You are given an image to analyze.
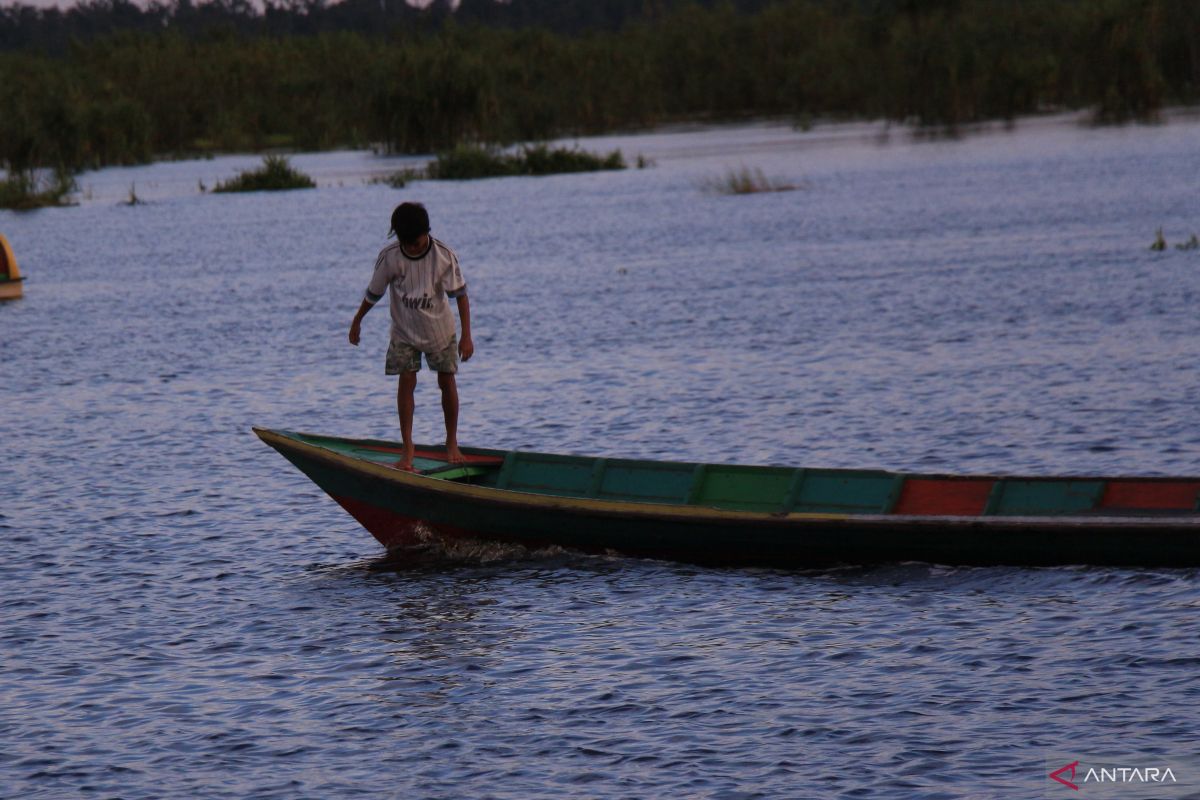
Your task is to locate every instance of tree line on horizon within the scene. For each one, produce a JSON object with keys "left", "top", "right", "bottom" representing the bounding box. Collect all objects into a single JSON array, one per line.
[
  {"left": 1, "top": 0, "right": 777, "bottom": 52},
  {"left": 1, "top": 0, "right": 1197, "bottom": 181}
]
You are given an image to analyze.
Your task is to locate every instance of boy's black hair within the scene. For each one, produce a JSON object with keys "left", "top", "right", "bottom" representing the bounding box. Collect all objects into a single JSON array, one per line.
[{"left": 391, "top": 202, "right": 430, "bottom": 243}]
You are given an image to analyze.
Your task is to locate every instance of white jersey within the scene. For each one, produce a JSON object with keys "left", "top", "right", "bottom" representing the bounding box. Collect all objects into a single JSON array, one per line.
[{"left": 364, "top": 237, "right": 466, "bottom": 352}]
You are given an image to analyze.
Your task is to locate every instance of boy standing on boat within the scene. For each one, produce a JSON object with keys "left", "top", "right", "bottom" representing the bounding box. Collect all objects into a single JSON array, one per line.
[{"left": 348, "top": 202, "right": 473, "bottom": 471}]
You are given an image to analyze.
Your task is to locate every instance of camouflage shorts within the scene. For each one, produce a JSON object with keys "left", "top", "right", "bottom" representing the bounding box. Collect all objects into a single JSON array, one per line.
[{"left": 385, "top": 335, "right": 458, "bottom": 374}]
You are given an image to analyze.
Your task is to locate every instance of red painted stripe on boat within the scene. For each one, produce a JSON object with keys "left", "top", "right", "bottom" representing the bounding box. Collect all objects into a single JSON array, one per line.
[
  {"left": 892, "top": 478, "right": 994, "bottom": 516},
  {"left": 329, "top": 493, "right": 422, "bottom": 548},
  {"left": 331, "top": 493, "right": 482, "bottom": 550},
  {"left": 1099, "top": 481, "right": 1200, "bottom": 511}
]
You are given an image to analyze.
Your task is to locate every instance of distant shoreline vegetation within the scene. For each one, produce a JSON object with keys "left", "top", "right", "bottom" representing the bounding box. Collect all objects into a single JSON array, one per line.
[
  {"left": 0, "top": 169, "right": 75, "bottom": 210},
  {"left": 2, "top": 0, "right": 1197, "bottom": 183}
]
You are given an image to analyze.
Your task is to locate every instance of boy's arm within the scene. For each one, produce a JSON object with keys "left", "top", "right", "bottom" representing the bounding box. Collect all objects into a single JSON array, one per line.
[
  {"left": 353, "top": 253, "right": 390, "bottom": 345},
  {"left": 348, "top": 298, "right": 374, "bottom": 346},
  {"left": 456, "top": 294, "right": 473, "bottom": 362}
]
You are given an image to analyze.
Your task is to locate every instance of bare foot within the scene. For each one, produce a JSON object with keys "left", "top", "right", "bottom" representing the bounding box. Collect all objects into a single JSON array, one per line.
[
  {"left": 445, "top": 444, "right": 466, "bottom": 464},
  {"left": 396, "top": 443, "right": 416, "bottom": 472}
]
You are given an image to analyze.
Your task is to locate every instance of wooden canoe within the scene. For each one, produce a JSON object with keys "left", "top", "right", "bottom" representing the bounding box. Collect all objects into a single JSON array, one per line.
[{"left": 254, "top": 428, "right": 1200, "bottom": 567}]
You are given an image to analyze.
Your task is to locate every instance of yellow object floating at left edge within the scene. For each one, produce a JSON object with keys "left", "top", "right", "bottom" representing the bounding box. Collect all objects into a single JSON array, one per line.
[{"left": 0, "top": 233, "right": 24, "bottom": 300}]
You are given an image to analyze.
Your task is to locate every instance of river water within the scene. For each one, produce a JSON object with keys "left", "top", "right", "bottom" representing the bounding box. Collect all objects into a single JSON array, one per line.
[{"left": 3, "top": 114, "right": 1200, "bottom": 798}]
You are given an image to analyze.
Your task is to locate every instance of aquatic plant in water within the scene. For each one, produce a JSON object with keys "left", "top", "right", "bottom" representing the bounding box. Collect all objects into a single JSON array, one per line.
[
  {"left": 1150, "top": 229, "right": 1199, "bottom": 252},
  {"left": 369, "top": 168, "right": 426, "bottom": 189},
  {"left": 213, "top": 156, "right": 316, "bottom": 193},
  {"left": 520, "top": 144, "right": 624, "bottom": 175},
  {"left": 700, "top": 166, "right": 795, "bottom": 196},
  {"left": 428, "top": 144, "right": 624, "bottom": 180}
]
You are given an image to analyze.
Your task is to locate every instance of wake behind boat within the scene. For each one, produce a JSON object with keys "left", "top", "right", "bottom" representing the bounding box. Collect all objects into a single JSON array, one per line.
[{"left": 255, "top": 428, "right": 1200, "bottom": 567}]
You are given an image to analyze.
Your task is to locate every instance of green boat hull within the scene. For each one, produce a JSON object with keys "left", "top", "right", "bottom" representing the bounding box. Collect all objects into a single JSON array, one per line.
[{"left": 255, "top": 428, "right": 1200, "bottom": 567}]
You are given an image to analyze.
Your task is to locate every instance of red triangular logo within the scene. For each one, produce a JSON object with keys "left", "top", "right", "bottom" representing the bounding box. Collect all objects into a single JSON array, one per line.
[{"left": 1050, "top": 760, "right": 1080, "bottom": 790}]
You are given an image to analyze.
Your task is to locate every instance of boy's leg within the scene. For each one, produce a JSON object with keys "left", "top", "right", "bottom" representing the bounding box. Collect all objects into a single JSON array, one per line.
[
  {"left": 437, "top": 371, "right": 464, "bottom": 463},
  {"left": 396, "top": 371, "right": 418, "bottom": 470},
  {"left": 386, "top": 339, "right": 422, "bottom": 470}
]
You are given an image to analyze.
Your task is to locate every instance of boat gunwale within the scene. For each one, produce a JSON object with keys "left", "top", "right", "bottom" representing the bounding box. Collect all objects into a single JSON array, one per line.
[{"left": 253, "top": 428, "right": 1200, "bottom": 529}]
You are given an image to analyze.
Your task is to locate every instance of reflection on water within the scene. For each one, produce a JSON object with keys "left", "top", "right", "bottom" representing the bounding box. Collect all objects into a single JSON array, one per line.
[{"left": 2, "top": 115, "right": 1200, "bottom": 798}]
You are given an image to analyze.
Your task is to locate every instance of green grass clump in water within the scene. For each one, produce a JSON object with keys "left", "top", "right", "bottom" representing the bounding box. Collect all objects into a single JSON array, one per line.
[
  {"left": 520, "top": 144, "right": 624, "bottom": 175},
  {"left": 429, "top": 145, "right": 516, "bottom": 180},
  {"left": 700, "top": 166, "right": 795, "bottom": 196},
  {"left": 428, "top": 144, "right": 625, "bottom": 180},
  {"left": 1149, "top": 228, "right": 1199, "bottom": 252},
  {"left": 213, "top": 155, "right": 316, "bottom": 192},
  {"left": 369, "top": 168, "right": 425, "bottom": 188},
  {"left": 0, "top": 169, "right": 76, "bottom": 210}
]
